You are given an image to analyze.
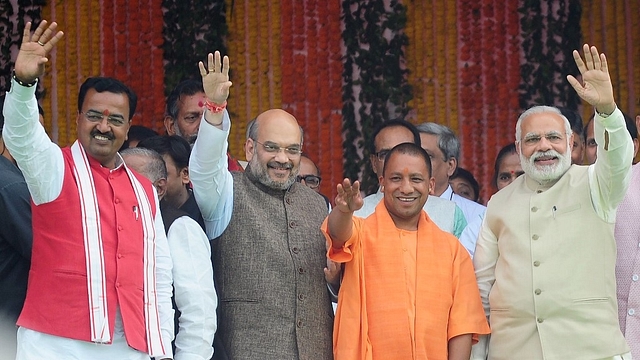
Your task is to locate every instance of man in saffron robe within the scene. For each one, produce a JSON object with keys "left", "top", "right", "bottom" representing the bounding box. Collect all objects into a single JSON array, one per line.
[{"left": 323, "top": 142, "right": 489, "bottom": 360}]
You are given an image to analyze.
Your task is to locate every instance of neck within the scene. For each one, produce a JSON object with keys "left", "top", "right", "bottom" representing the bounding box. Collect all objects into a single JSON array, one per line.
[
  {"left": 388, "top": 213, "right": 419, "bottom": 231},
  {"left": 170, "top": 188, "right": 191, "bottom": 209},
  {"left": 433, "top": 183, "right": 447, "bottom": 197}
]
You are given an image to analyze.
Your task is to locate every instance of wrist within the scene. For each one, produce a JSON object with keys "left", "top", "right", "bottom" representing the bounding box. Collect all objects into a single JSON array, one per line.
[
  {"left": 204, "top": 99, "right": 227, "bottom": 114},
  {"left": 595, "top": 103, "right": 616, "bottom": 118},
  {"left": 12, "top": 70, "right": 37, "bottom": 88}
]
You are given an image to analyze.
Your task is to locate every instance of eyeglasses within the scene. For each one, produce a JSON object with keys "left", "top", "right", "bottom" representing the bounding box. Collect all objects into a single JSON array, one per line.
[
  {"left": 81, "top": 110, "right": 127, "bottom": 127},
  {"left": 374, "top": 149, "right": 390, "bottom": 161},
  {"left": 253, "top": 140, "right": 302, "bottom": 156},
  {"left": 296, "top": 174, "right": 321, "bottom": 189}
]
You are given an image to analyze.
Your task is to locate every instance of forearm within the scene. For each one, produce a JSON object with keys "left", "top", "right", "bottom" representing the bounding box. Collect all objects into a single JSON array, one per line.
[
  {"left": 591, "top": 108, "right": 634, "bottom": 220},
  {"left": 189, "top": 110, "right": 233, "bottom": 238},
  {"left": 327, "top": 209, "right": 354, "bottom": 248},
  {"left": 3, "top": 78, "right": 64, "bottom": 204},
  {"left": 448, "top": 334, "right": 472, "bottom": 360}
]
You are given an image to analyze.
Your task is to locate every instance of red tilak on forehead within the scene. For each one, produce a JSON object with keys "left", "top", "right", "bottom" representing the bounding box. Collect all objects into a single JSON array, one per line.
[
  {"left": 102, "top": 109, "right": 110, "bottom": 116},
  {"left": 197, "top": 96, "right": 206, "bottom": 108}
]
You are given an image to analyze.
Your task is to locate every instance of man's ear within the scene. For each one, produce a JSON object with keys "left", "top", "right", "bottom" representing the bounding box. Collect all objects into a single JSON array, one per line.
[
  {"left": 446, "top": 157, "right": 457, "bottom": 177},
  {"left": 245, "top": 138, "right": 255, "bottom": 162},
  {"left": 370, "top": 154, "right": 379, "bottom": 175},
  {"left": 429, "top": 176, "right": 436, "bottom": 195},
  {"left": 180, "top": 167, "right": 190, "bottom": 185},
  {"left": 164, "top": 116, "right": 176, "bottom": 136},
  {"left": 633, "top": 138, "right": 639, "bottom": 158},
  {"left": 378, "top": 175, "right": 384, "bottom": 192},
  {"left": 154, "top": 178, "right": 168, "bottom": 199},
  {"left": 515, "top": 141, "right": 521, "bottom": 155}
]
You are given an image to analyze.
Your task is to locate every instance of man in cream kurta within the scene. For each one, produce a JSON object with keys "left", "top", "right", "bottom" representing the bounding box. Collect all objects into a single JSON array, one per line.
[{"left": 473, "top": 44, "right": 633, "bottom": 360}]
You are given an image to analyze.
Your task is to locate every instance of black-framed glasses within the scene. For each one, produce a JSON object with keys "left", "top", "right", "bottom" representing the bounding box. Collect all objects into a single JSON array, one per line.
[
  {"left": 253, "top": 139, "right": 302, "bottom": 156},
  {"left": 80, "top": 110, "right": 127, "bottom": 127},
  {"left": 296, "top": 174, "right": 321, "bottom": 189},
  {"left": 374, "top": 149, "right": 390, "bottom": 161}
]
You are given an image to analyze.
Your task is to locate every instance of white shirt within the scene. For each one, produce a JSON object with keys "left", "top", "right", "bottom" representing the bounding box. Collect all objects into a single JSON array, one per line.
[
  {"left": 440, "top": 185, "right": 485, "bottom": 257},
  {"left": 167, "top": 216, "right": 217, "bottom": 360},
  {"left": 188, "top": 113, "right": 234, "bottom": 239},
  {"left": 3, "top": 79, "right": 174, "bottom": 359}
]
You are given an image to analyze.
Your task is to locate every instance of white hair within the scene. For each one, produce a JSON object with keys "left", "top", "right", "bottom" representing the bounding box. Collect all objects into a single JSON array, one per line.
[{"left": 515, "top": 106, "right": 572, "bottom": 142}]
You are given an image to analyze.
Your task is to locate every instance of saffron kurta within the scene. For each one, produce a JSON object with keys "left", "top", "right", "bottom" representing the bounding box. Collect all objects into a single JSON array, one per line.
[{"left": 324, "top": 202, "right": 489, "bottom": 360}]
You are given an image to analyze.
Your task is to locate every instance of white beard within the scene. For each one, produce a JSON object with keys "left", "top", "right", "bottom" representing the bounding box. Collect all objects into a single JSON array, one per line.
[{"left": 520, "top": 148, "right": 572, "bottom": 184}]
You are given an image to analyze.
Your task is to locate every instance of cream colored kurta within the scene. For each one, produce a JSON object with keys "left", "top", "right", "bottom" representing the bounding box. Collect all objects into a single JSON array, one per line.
[{"left": 473, "top": 109, "right": 633, "bottom": 360}]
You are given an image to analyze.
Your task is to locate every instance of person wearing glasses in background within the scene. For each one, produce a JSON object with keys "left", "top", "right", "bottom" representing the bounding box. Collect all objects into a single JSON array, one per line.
[{"left": 189, "top": 51, "right": 333, "bottom": 360}]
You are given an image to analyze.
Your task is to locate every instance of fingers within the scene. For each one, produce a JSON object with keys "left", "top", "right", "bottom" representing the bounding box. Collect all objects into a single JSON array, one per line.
[
  {"left": 599, "top": 52, "right": 608, "bottom": 73},
  {"left": 214, "top": 51, "right": 221, "bottom": 72},
  {"left": 207, "top": 52, "right": 215, "bottom": 72},
  {"left": 589, "top": 45, "right": 601, "bottom": 69},
  {"left": 198, "top": 61, "right": 207, "bottom": 77},
  {"left": 22, "top": 22, "right": 32, "bottom": 44},
  {"left": 31, "top": 20, "right": 48, "bottom": 42},
  {"left": 566, "top": 75, "right": 582, "bottom": 93},
  {"left": 572, "top": 49, "right": 586, "bottom": 74},
  {"left": 222, "top": 54, "right": 230, "bottom": 77}
]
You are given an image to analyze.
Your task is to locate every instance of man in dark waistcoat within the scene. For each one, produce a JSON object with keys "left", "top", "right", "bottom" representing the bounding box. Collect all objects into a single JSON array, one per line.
[{"left": 189, "top": 52, "right": 333, "bottom": 359}]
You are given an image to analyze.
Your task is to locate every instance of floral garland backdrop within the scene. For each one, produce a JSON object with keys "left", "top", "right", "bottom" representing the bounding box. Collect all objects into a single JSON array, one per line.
[
  {"left": 1, "top": 0, "right": 637, "bottom": 200},
  {"left": 342, "top": 0, "right": 412, "bottom": 196},
  {"left": 581, "top": 0, "right": 639, "bottom": 120}
]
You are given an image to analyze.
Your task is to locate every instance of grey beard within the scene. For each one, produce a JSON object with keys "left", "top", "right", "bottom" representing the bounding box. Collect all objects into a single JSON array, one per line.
[{"left": 249, "top": 156, "right": 297, "bottom": 190}]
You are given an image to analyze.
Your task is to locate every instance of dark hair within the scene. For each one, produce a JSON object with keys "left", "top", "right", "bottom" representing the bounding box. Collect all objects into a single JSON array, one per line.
[
  {"left": 137, "top": 135, "right": 191, "bottom": 170},
  {"left": 0, "top": 94, "right": 5, "bottom": 134},
  {"left": 369, "top": 119, "right": 421, "bottom": 153},
  {"left": 78, "top": 77, "right": 137, "bottom": 120},
  {"left": 119, "top": 125, "right": 159, "bottom": 151},
  {"left": 382, "top": 142, "right": 432, "bottom": 177},
  {"left": 450, "top": 167, "right": 480, "bottom": 202},
  {"left": 166, "top": 79, "right": 204, "bottom": 119},
  {"left": 492, "top": 143, "right": 517, "bottom": 189},
  {"left": 623, "top": 111, "right": 638, "bottom": 140},
  {"left": 558, "top": 107, "right": 583, "bottom": 138}
]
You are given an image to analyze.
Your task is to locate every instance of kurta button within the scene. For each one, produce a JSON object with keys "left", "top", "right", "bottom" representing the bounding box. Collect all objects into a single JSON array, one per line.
[
  {"left": 289, "top": 221, "right": 296, "bottom": 228},
  {"left": 286, "top": 198, "right": 292, "bottom": 205},
  {"left": 536, "top": 190, "right": 542, "bottom": 194},
  {"left": 531, "top": 206, "right": 538, "bottom": 212},
  {"left": 537, "top": 318, "right": 544, "bottom": 323},
  {"left": 629, "top": 309, "right": 636, "bottom": 316},
  {"left": 533, "top": 261, "right": 540, "bottom": 267},
  {"left": 297, "top": 320, "right": 303, "bottom": 328},
  {"left": 117, "top": 225, "right": 123, "bottom": 231},
  {"left": 298, "top": 294, "right": 304, "bottom": 301},
  {"left": 534, "top": 289, "right": 541, "bottom": 295},
  {"left": 116, "top": 282, "right": 120, "bottom": 288},
  {"left": 298, "top": 267, "right": 304, "bottom": 274},
  {"left": 117, "top": 253, "right": 123, "bottom": 259},
  {"left": 532, "top": 234, "right": 539, "bottom": 240},
  {"left": 292, "top": 247, "right": 300, "bottom": 254},
  {"left": 115, "top": 198, "right": 120, "bottom": 204},
  {"left": 633, "top": 274, "right": 639, "bottom": 281}
]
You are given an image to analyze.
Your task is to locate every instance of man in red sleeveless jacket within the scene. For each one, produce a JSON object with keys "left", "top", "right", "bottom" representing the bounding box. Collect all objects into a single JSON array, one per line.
[{"left": 2, "top": 21, "right": 174, "bottom": 359}]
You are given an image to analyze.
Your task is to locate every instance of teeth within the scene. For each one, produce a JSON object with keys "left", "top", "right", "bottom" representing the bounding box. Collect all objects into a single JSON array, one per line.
[
  {"left": 398, "top": 197, "right": 415, "bottom": 201},
  {"left": 94, "top": 135, "right": 109, "bottom": 141}
]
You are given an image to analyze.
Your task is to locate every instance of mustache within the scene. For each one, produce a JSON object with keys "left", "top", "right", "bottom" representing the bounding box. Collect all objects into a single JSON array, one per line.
[
  {"left": 267, "top": 160, "right": 293, "bottom": 170},
  {"left": 90, "top": 129, "right": 115, "bottom": 140},
  {"left": 531, "top": 150, "right": 561, "bottom": 161}
]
